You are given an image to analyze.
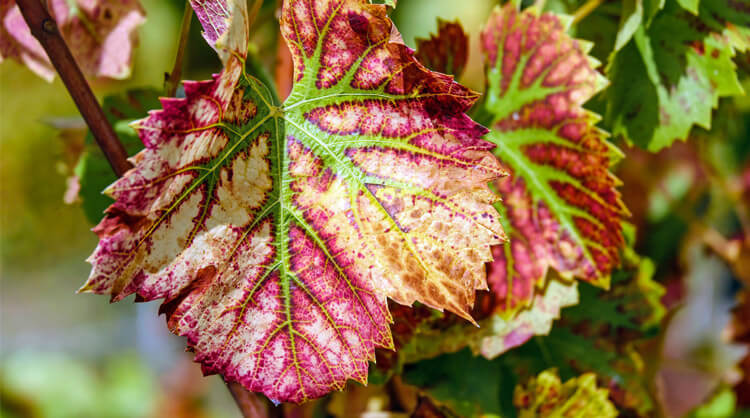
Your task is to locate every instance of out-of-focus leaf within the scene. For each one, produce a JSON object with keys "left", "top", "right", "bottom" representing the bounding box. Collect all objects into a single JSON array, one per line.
[
  {"left": 0, "top": 0, "right": 145, "bottom": 81},
  {"left": 514, "top": 369, "right": 618, "bottom": 418},
  {"left": 481, "top": 3, "right": 627, "bottom": 317},
  {"left": 676, "top": 0, "right": 699, "bottom": 14},
  {"left": 731, "top": 290, "right": 750, "bottom": 407},
  {"left": 688, "top": 386, "right": 737, "bottom": 418},
  {"left": 0, "top": 352, "right": 158, "bottom": 418},
  {"left": 415, "top": 19, "right": 469, "bottom": 78},
  {"left": 657, "top": 243, "right": 747, "bottom": 417},
  {"left": 68, "top": 89, "right": 161, "bottom": 224},
  {"left": 389, "top": 280, "right": 577, "bottom": 366},
  {"left": 389, "top": 255, "right": 664, "bottom": 416},
  {"left": 565, "top": 254, "right": 666, "bottom": 333},
  {"left": 189, "top": 0, "right": 255, "bottom": 64},
  {"left": 606, "top": 0, "right": 747, "bottom": 151},
  {"left": 402, "top": 349, "right": 509, "bottom": 418},
  {"left": 80, "top": 0, "right": 505, "bottom": 404},
  {"left": 390, "top": 326, "right": 625, "bottom": 417},
  {"left": 614, "top": 0, "right": 643, "bottom": 52},
  {"left": 556, "top": 252, "right": 665, "bottom": 415},
  {"left": 469, "top": 279, "right": 580, "bottom": 360}
]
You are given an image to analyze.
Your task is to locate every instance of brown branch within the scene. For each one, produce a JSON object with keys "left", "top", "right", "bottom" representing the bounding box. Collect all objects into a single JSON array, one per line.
[
  {"left": 16, "top": 0, "right": 132, "bottom": 177},
  {"left": 224, "top": 379, "right": 280, "bottom": 418}
]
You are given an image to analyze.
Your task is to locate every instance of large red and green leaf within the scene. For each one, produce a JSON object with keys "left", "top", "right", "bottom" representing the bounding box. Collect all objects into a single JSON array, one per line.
[
  {"left": 374, "top": 3, "right": 629, "bottom": 367},
  {"left": 80, "top": 0, "right": 505, "bottom": 404},
  {"left": 0, "top": 0, "right": 145, "bottom": 81},
  {"left": 481, "top": 4, "right": 627, "bottom": 317}
]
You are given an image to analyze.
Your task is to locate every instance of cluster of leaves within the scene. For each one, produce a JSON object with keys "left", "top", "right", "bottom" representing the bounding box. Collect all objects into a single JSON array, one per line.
[{"left": 6, "top": 0, "right": 750, "bottom": 415}]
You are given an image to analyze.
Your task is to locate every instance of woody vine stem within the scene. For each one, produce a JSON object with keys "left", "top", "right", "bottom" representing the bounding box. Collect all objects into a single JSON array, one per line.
[
  {"left": 15, "top": 0, "right": 132, "bottom": 176},
  {"left": 14, "top": 0, "right": 266, "bottom": 416}
]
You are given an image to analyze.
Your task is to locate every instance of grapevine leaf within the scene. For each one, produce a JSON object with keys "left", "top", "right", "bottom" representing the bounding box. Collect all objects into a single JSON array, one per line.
[
  {"left": 514, "top": 369, "right": 618, "bottom": 418},
  {"left": 415, "top": 19, "right": 469, "bottom": 78},
  {"left": 189, "top": 0, "right": 254, "bottom": 63},
  {"left": 614, "top": 0, "right": 643, "bottom": 52},
  {"left": 731, "top": 290, "right": 750, "bottom": 407},
  {"left": 481, "top": 4, "right": 627, "bottom": 316},
  {"left": 0, "top": 0, "right": 145, "bottom": 81},
  {"left": 565, "top": 254, "right": 666, "bottom": 333},
  {"left": 383, "top": 279, "right": 577, "bottom": 366},
  {"left": 402, "top": 349, "right": 508, "bottom": 417},
  {"left": 473, "top": 280, "right": 579, "bottom": 359},
  {"left": 381, "top": 253, "right": 663, "bottom": 413},
  {"left": 190, "top": 0, "right": 232, "bottom": 49},
  {"left": 606, "top": 0, "right": 747, "bottom": 151},
  {"left": 80, "top": 0, "right": 505, "bottom": 404},
  {"left": 373, "top": 4, "right": 631, "bottom": 368}
]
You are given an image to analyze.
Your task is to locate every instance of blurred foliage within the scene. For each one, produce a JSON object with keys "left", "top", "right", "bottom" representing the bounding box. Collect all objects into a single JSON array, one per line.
[{"left": 1, "top": 352, "right": 157, "bottom": 418}]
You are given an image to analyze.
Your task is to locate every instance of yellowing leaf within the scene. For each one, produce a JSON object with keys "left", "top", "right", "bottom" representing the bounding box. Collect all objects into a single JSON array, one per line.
[
  {"left": 0, "top": 0, "right": 145, "bottom": 81},
  {"left": 514, "top": 369, "right": 618, "bottom": 417},
  {"left": 80, "top": 0, "right": 505, "bottom": 404}
]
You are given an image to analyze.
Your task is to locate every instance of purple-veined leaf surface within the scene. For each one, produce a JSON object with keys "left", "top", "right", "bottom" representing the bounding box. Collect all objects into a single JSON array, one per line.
[{"left": 80, "top": 0, "right": 505, "bottom": 404}]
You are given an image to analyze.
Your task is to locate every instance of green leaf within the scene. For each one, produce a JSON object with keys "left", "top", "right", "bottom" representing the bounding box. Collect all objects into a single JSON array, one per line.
[
  {"left": 402, "top": 349, "right": 509, "bottom": 417},
  {"left": 565, "top": 255, "right": 666, "bottom": 333},
  {"left": 606, "top": 0, "right": 746, "bottom": 151},
  {"left": 614, "top": 0, "right": 643, "bottom": 52},
  {"left": 676, "top": 0, "right": 700, "bottom": 13}
]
